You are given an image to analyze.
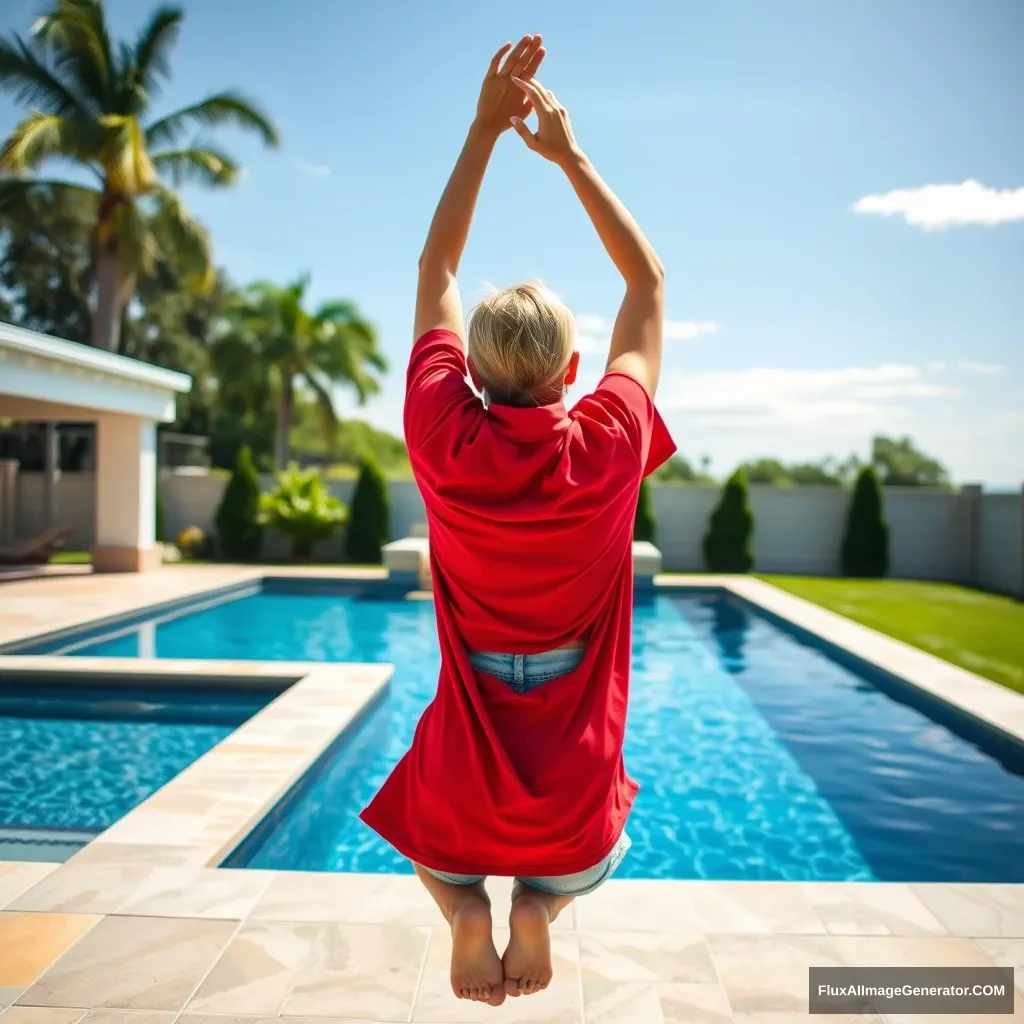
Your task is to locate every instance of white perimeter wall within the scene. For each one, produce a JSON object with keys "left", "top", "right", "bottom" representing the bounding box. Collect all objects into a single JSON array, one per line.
[{"left": 7, "top": 471, "right": 1023, "bottom": 595}]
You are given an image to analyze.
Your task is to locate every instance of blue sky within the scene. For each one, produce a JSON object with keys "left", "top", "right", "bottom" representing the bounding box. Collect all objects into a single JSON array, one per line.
[{"left": 3, "top": 0, "right": 1022, "bottom": 484}]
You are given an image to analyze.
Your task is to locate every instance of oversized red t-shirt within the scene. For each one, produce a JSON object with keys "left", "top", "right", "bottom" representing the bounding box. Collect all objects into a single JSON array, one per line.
[{"left": 359, "top": 328, "right": 676, "bottom": 876}]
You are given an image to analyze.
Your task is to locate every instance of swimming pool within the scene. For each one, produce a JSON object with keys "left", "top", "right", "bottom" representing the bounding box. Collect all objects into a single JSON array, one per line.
[
  {"left": 0, "top": 684, "right": 268, "bottom": 861},
  {"left": 34, "top": 584, "right": 1024, "bottom": 882}
]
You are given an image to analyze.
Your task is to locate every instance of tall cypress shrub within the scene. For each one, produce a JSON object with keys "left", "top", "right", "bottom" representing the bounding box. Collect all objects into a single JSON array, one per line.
[
  {"left": 841, "top": 467, "right": 889, "bottom": 577},
  {"left": 346, "top": 458, "right": 390, "bottom": 563},
  {"left": 634, "top": 478, "right": 656, "bottom": 543},
  {"left": 215, "top": 445, "right": 263, "bottom": 561},
  {"left": 702, "top": 469, "right": 755, "bottom": 572}
]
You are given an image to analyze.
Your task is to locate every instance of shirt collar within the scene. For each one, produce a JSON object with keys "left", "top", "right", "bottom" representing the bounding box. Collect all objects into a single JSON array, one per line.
[{"left": 486, "top": 401, "right": 571, "bottom": 442}]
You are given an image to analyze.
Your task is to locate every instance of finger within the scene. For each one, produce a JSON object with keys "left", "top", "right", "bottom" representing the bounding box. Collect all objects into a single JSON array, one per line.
[
  {"left": 498, "top": 34, "right": 533, "bottom": 75},
  {"left": 511, "top": 76, "right": 551, "bottom": 111},
  {"left": 486, "top": 42, "right": 513, "bottom": 77},
  {"left": 520, "top": 44, "right": 546, "bottom": 81},
  {"left": 510, "top": 116, "right": 540, "bottom": 151},
  {"left": 508, "top": 34, "right": 543, "bottom": 78}
]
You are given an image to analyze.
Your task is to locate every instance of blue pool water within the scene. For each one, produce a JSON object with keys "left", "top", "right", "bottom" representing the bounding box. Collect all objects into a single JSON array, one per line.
[
  {"left": 0, "top": 686, "right": 267, "bottom": 860},
  {"left": 61, "top": 588, "right": 1024, "bottom": 882}
]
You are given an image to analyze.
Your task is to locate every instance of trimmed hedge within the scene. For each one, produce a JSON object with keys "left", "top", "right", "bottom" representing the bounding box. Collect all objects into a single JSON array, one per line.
[
  {"left": 346, "top": 458, "right": 391, "bottom": 563},
  {"left": 634, "top": 478, "right": 656, "bottom": 543},
  {"left": 841, "top": 466, "right": 890, "bottom": 577},
  {"left": 215, "top": 445, "right": 263, "bottom": 561},
  {"left": 702, "top": 469, "right": 755, "bottom": 572}
]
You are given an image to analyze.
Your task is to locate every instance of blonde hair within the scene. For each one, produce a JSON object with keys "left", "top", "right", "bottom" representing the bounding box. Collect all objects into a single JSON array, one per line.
[{"left": 467, "top": 281, "right": 575, "bottom": 407}]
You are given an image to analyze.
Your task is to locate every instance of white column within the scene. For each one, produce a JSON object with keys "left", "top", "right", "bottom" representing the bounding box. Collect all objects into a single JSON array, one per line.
[
  {"left": 92, "top": 414, "right": 161, "bottom": 572},
  {"left": 43, "top": 422, "right": 60, "bottom": 526}
]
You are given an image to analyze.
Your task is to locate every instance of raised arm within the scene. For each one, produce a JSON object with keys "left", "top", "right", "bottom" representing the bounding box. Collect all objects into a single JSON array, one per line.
[
  {"left": 510, "top": 79, "right": 664, "bottom": 396},
  {"left": 413, "top": 35, "right": 545, "bottom": 342}
]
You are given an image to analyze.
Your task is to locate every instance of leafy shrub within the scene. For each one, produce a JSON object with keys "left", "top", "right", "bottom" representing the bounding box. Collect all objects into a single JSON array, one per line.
[
  {"left": 259, "top": 464, "right": 347, "bottom": 559},
  {"left": 702, "top": 470, "right": 755, "bottom": 572},
  {"left": 346, "top": 458, "right": 390, "bottom": 563},
  {"left": 175, "top": 525, "right": 206, "bottom": 559},
  {"left": 634, "top": 479, "right": 656, "bottom": 543},
  {"left": 215, "top": 445, "right": 262, "bottom": 561},
  {"left": 841, "top": 466, "right": 890, "bottom": 577}
]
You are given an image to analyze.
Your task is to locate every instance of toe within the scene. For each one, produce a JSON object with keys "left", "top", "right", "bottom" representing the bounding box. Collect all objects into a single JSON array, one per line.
[{"left": 504, "top": 977, "right": 521, "bottom": 997}]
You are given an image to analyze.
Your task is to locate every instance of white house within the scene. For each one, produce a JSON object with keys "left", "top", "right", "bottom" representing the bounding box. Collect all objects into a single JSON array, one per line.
[{"left": 0, "top": 321, "right": 191, "bottom": 572}]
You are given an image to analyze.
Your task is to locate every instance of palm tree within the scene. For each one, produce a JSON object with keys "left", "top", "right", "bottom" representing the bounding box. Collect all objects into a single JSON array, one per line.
[
  {"left": 0, "top": 0, "right": 279, "bottom": 352},
  {"left": 220, "top": 276, "right": 387, "bottom": 468}
]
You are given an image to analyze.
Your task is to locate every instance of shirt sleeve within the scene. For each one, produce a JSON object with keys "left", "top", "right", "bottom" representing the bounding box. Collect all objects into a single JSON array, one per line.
[
  {"left": 404, "top": 328, "right": 475, "bottom": 451},
  {"left": 584, "top": 371, "right": 677, "bottom": 478}
]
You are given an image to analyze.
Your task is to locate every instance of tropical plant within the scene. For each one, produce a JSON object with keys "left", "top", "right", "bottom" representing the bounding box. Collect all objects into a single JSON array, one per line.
[
  {"left": 215, "top": 444, "right": 262, "bottom": 561},
  {"left": 633, "top": 478, "right": 656, "bottom": 543},
  {"left": 871, "top": 435, "right": 950, "bottom": 488},
  {"left": 346, "top": 458, "right": 390, "bottom": 563},
  {"left": 0, "top": 0, "right": 279, "bottom": 351},
  {"left": 175, "top": 524, "right": 205, "bottom": 559},
  {"left": 702, "top": 469, "right": 755, "bottom": 572},
  {"left": 258, "top": 464, "right": 347, "bottom": 559},
  {"left": 841, "top": 466, "right": 890, "bottom": 577},
  {"left": 222, "top": 275, "right": 386, "bottom": 467}
]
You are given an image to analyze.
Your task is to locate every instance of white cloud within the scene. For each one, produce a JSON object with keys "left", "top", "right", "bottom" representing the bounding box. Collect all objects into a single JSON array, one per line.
[
  {"left": 956, "top": 359, "right": 1003, "bottom": 375},
  {"left": 853, "top": 180, "right": 1024, "bottom": 230},
  {"left": 664, "top": 320, "right": 720, "bottom": 341},
  {"left": 662, "top": 363, "right": 960, "bottom": 429},
  {"left": 573, "top": 314, "right": 719, "bottom": 353},
  {"left": 295, "top": 161, "right": 331, "bottom": 178},
  {"left": 925, "top": 361, "right": 947, "bottom": 373}
]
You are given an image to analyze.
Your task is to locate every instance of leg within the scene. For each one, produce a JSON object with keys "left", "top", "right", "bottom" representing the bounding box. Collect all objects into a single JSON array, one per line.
[
  {"left": 413, "top": 863, "right": 505, "bottom": 1006},
  {"left": 501, "top": 879, "right": 574, "bottom": 996}
]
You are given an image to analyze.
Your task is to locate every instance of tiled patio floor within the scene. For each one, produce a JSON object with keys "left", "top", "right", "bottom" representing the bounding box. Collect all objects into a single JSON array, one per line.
[{"left": 1, "top": 863, "right": 1022, "bottom": 1023}]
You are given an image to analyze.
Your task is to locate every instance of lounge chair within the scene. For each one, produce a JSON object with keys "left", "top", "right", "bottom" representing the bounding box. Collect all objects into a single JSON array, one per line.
[{"left": 0, "top": 526, "right": 74, "bottom": 565}]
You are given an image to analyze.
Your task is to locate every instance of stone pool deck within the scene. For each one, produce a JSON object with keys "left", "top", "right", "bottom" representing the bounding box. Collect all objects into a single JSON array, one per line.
[{"left": 0, "top": 566, "right": 1022, "bottom": 1020}]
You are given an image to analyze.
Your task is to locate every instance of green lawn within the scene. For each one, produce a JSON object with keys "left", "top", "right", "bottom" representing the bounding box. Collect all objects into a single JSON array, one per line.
[
  {"left": 760, "top": 576, "right": 1024, "bottom": 694},
  {"left": 50, "top": 550, "right": 91, "bottom": 565}
]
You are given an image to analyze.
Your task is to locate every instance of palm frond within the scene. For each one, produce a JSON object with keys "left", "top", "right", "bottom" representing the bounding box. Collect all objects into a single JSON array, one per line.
[
  {"left": 152, "top": 145, "right": 239, "bottom": 188},
  {"left": 302, "top": 372, "right": 340, "bottom": 449},
  {"left": 145, "top": 90, "right": 280, "bottom": 148},
  {"left": 32, "top": 0, "right": 114, "bottom": 111},
  {"left": 0, "top": 34, "right": 83, "bottom": 116},
  {"left": 0, "top": 175, "right": 98, "bottom": 212},
  {"left": 98, "top": 113, "right": 155, "bottom": 194},
  {"left": 150, "top": 181, "right": 212, "bottom": 287},
  {"left": 0, "top": 110, "right": 100, "bottom": 171},
  {"left": 132, "top": 6, "right": 182, "bottom": 97},
  {"left": 110, "top": 196, "right": 157, "bottom": 280}
]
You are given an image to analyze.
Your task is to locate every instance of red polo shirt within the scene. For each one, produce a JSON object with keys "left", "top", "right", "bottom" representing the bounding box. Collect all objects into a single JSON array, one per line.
[{"left": 360, "top": 328, "right": 676, "bottom": 875}]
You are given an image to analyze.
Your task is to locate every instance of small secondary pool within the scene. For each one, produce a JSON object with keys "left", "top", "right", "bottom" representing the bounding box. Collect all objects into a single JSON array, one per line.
[
  {"left": 26, "top": 586, "right": 1024, "bottom": 882},
  {"left": 0, "top": 684, "right": 268, "bottom": 861}
]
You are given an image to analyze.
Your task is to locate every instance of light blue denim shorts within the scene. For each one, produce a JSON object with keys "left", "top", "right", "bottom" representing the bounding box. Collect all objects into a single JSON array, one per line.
[{"left": 421, "top": 646, "right": 631, "bottom": 897}]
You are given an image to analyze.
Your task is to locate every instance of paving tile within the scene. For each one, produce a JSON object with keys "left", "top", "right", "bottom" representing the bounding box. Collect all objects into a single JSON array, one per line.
[
  {"left": 19, "top": 915, "right": 237, "bottom": 1010},
  {"left": 80, "top": 1013, "right": 177, "bottom": 1024},
  {"left": 279, "top": 923, "right": 429, "bottom": 1021},
  {"left": 117, "top": 868, "right": 274, "bottom": 919},
  {"left": 250, "top": 871, "right": 442, "bottom": 926},
  {"left": 656, "top": 983, "right": 735, "bottom": 1024},
  {"left": 579, "top": 930, "right": 716, "bottom": 983},
  {"left": 184, "top": 921, "right": 324, "bottom": 1015},
  {"left": 972, "top": 937, "right": 1024, "bottom": 993},
  {"left": 66, "top": 844, "right": 207, "bottom": 870},
  {"left": 0, "top": 990, "right": 27, "bottom": 1009},
  {"left": 411, "top": 926, "right": 581, "bottom": 1023},
  {"left": 0, "top": 1010, "right": 87, "bottom": 1024},
  {"left": 706, "top": 933, "right": 842, "bottom": 1018},
  {"left": 881, "top": 988, "right": 1022, "bottom": 1024},
  {"left": 0, "top": 865, "right": 59, "bottom": 911},
  {"left": 179, "top": 1017, "right": 381, "bottom": 1024},
  {"left": 910, "top": 883, "right": 1024, "bottom": 938},
  {"left": 0, "top": 914, "right": 100, "bottom": 989},
  {"left": 829, "top": 934, "right": 1000, "bottom": 967},
  {"left": 7, "top": 864, "right": 157, "bottom": 916},
  {"left": 582, "top": 979, "right": 666, "bottom": 1023},
  {"left": 577, "top": 879, "right": 823, "bottom": 933},
  {"left": 800, "top": 882, "right": 946, "bottom": 936}
]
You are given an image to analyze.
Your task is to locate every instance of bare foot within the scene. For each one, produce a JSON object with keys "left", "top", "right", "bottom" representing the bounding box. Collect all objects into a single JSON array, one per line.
[
  {"left": 502, "top": 893, "right": 554, "bottom": 996},
  {"left": 450, "top": 895, "right": 505, "bottom": 1005}
]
